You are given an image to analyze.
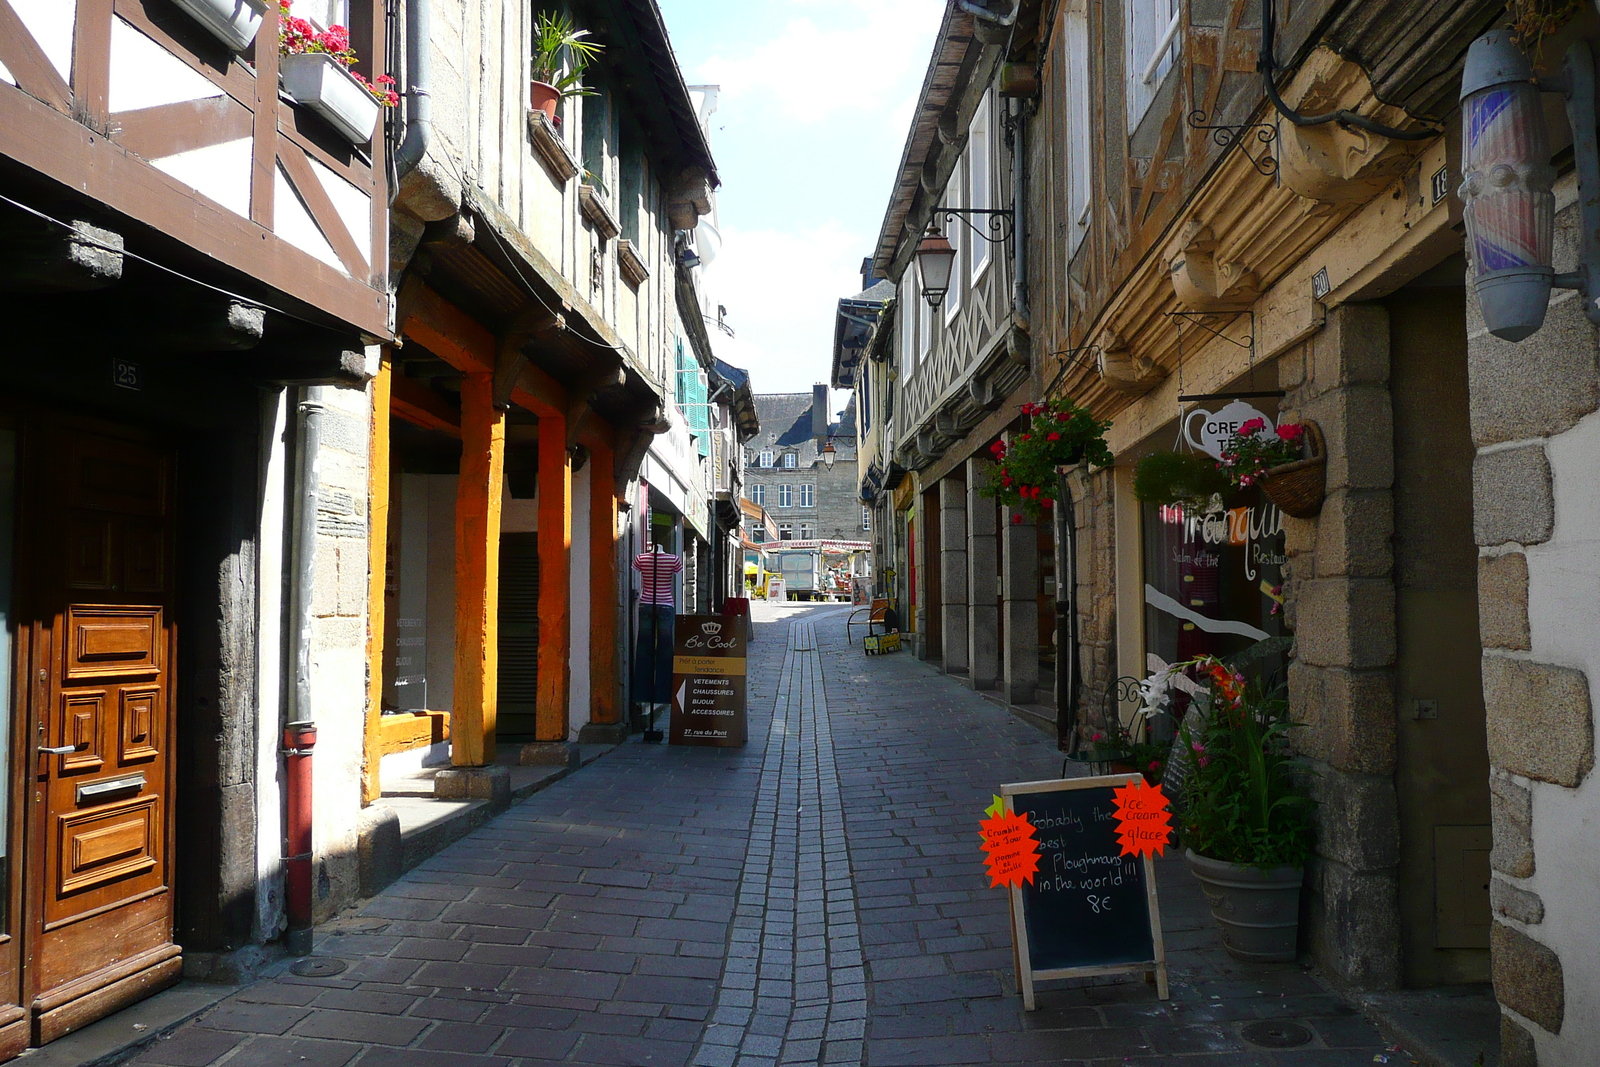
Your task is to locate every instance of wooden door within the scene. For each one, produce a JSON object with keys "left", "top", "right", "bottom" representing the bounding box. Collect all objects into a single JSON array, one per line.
[{"left": 21, "top": 419, "right": 180, "bottom": 1044}]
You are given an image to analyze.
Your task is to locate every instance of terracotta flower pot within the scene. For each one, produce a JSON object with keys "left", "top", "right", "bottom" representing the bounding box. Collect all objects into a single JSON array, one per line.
[
  {"left": 530, "top": 81, "right": 560, "bottom": 121},
  {"left": 1185, "top": 849, "right": 1303, "bottom": 962}
]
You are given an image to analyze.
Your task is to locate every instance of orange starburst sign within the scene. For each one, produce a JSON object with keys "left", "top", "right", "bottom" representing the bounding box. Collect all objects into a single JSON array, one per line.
[
  {"left": 1111, "top": 779, "right": 1173, "bottom": 859},
  {"left": 979, "top": 797, "right": 1041, "bottom": 889}
]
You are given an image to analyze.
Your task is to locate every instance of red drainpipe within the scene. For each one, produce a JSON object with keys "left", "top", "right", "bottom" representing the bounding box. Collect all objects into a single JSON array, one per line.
[{"left": 283, "top": 721, "right": 317, "bottom": 955}]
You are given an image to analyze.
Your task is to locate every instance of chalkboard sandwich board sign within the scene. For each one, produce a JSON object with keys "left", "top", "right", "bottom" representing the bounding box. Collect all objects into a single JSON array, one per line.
[{"left": 999, "top": 774, "right": 1169, "bottom": 1009}]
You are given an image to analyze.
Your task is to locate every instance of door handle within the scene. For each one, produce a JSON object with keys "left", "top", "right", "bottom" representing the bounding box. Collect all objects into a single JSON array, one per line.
[{"left": 39, "top": 746, "right": 77, "bottom": 755}]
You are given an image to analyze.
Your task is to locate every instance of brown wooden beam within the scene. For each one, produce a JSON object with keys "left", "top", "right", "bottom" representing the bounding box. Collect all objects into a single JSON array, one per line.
[
  {"left": 0, "top": 82, "right": 389, "bottom": 335},
  {"left": 362, "top": 355, "right": 392, "bottom": 803},
  {"left": 536, "top": 412, "right": 571, "bottom": 742},
  {"left": 398, "top": 279, "right": 495, "bottom": 375},
  {"left": 452, "top": 373, "right": 505, "bottom": 766},
  {"left": 0, "top": 0, "right": 69, "bottom": 109}
]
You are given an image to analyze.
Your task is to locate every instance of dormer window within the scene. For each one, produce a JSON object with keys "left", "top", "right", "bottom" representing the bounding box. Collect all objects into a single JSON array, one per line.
[
  {"left": 758, "top": 450, "right": 774, "bottom": 467},
  {"left": 782, "top": 452, "right": 798, "bottom": 468}
]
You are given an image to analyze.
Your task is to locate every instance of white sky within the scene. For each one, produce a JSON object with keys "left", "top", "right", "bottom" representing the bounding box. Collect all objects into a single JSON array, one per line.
[{"left": 657, "top": 0, "right": 946, "bottom": 406}]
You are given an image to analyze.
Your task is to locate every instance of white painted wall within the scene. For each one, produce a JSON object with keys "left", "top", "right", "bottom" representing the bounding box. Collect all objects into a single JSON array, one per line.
[
  {"left": 253, "top": 391, "right": 289, "bottom": 942},
  {"left": 1516, "top": 408, "right": 1600, "bottom": 1067}
]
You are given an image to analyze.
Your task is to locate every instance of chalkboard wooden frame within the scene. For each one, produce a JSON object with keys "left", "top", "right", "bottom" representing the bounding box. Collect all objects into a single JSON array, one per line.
[{"left": 1000, "top": 774, "right": 1170, "bottom": 1010}]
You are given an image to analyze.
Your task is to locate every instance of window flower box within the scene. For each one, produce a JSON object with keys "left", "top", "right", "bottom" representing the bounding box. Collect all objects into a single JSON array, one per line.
[
  {"left": 280, "top": 51, "right": 381, "bottom": 144},
  {"left": 171, "top": 0, "right": 269, "bottom": 52}
]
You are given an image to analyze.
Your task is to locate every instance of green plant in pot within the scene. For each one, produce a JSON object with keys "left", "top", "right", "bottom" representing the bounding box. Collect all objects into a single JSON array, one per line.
[
  {"left": 1132, "top": 450, "right": 1232, "bottom": 512},
  {"left": 531, "top": 11, "right": 603, "bottom": 122},
  {"left": 1175, "top": 655, "right": 1314, "bottom": 963},
  {"left": 979, "top": 398, "right": 1113, "bottom": 522}
]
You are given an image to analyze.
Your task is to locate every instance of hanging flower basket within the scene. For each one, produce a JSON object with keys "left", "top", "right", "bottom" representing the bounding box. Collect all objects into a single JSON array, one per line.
[
  {"left": 1258, "top": 420, "right": 1327, "bottom": 518},
  {"left": 280, "top": 52, "right": 383, "bottom": 144},
  {"left": 171, "top": 0, "right": 269, "bottom": 52},
  {"left": 979, "top": 398, "right": 1113, "bottom": 522}
]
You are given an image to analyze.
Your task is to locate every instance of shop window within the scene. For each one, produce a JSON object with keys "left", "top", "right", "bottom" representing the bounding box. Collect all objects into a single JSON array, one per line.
[
  {"left": 799, "top": 483, "right": 815, "bottom": 507},
  {"left": 1141, "top": 490, "right": 1286, "bottom": 693}
]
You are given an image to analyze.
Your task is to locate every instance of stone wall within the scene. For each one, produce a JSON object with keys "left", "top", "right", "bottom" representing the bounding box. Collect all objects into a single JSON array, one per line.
[
  {"left": 1278, "top": 304, "right": 1403, "bottom": 989},
  {"left": 309, "top": 383, "right": 374, "bottom": 922},
  {"left": 1066, "top": 466, "right": 1118, "bottom": 730},
  {"left": 1466, "top": 191, "right": 1600, "bottom": 1066}
]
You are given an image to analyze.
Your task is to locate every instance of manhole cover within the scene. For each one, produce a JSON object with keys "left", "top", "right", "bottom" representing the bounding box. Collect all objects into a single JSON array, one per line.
[
  {"left": 289, "top": 957, "right": 348, "bottom": 978},
  {"left": 1240, "top": 1021, "right": 1313, "bottom": 1048}
]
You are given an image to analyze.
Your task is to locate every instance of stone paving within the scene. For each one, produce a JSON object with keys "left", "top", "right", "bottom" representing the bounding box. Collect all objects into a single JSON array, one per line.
[{"left": 124, "top": 603, "right": 1405, "bottom": 1067}]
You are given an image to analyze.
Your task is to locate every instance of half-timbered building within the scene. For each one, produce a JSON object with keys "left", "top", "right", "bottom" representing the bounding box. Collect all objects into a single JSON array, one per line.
[
  {"left": 848, "top": 0, "right": 1600, "bottom": 1061},
  {"left": 0, "top": 0, "right": 391, "bottom": 1050}
]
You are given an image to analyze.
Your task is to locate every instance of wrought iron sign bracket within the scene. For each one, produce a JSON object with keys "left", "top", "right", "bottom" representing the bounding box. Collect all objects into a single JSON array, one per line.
[
  {"left": 1043, "top": 344, "right": 1101, "bottom": 397},
  {"left": 1164, "top": 309, "right": 1254, "bottom": 354},
  {"left": 931, "top": 207, "right": 1016, "bottom": 245},
  {"left": 1188, "top": 110, "right": 1279, "bottom": 177}
]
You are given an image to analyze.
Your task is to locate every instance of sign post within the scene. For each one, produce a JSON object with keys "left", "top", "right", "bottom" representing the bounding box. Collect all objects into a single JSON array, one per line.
[
  {"left": 668, "top": 615, "right": 748, "bottom": 747},
  {"left": 996, "top": 774, "right": 1169, "bottom": 1009}
]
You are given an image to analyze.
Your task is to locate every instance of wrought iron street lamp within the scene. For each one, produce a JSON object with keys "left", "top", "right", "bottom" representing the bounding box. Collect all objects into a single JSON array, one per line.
[
  {"left": 821, "top": 440, "right": 837, "bottom": 468},
  {"left": 913, "top": 225, "right": 956, "bottom": 310}
]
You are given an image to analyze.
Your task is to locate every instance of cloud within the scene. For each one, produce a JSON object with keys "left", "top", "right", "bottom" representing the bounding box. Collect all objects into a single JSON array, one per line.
[
  {"left": 694, "top": 0, "right": 941, "bottom": 128},
  {"left": 703, "top": 222, "right": 871, "bottom": 393}
]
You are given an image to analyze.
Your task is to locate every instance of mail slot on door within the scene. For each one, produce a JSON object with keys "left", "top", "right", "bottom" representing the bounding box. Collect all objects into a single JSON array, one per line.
[{"left": 76, "top": 773, "right": 146, "bottom": 805}]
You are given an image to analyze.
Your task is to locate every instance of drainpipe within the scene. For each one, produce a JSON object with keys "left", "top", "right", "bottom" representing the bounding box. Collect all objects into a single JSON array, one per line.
[
  {"left": 394, "top": 0, "right": 432, "bottom": 181},
  {"left": 284, "top": 390, "right": 324, "bottom": 956},
  {"left": 1009, "top": 98, "right": 1030, "bottom": 332}
]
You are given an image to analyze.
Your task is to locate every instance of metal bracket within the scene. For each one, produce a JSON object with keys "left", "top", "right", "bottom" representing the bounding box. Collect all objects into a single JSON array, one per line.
[
  {"left": 1550, "top": 43, "right": 1600, "bottom": 326},
  {"left": 1188, "top": 110, "right": 1279, "bottom": 177},
  {"left": 930, "top": 208, "right": 1016, "bottom": 245},
  {"left": 1165, "top": 309, "right": 1255, "bottom": 352},
  {"left": 1043, "top": 344, "right": 1102, "bottom": 397}
]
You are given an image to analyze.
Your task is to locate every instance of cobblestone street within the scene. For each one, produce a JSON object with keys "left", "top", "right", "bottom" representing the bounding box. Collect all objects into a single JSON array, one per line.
[{"left": 125, "top": 604, "right": 1396, "bottom": 1067}]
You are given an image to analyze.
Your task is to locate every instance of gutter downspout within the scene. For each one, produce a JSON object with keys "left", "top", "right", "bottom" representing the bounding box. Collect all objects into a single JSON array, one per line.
[
  {"left": 394, "top": 0, "right": 432, "bottom": 182},
  {"left": 1009, "top": 98, "right": 1030, "bottom": 333},
  {"left": 284, "top": 390, "right": 324, "bottom": 956}
]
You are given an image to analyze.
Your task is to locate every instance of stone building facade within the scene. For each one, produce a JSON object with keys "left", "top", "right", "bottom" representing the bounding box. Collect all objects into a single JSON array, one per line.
[
  {"left": 841, "top": 0, "right": 1600, "bottom": 1062},
  {"left": 744, "top": 388, "right": 862, "bottom": 544}
]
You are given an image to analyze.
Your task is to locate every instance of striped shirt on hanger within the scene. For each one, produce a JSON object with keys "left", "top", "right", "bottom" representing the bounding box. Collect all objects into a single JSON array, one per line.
[{"left": 633, "top": 550, "right": 683, "bottom": 607}]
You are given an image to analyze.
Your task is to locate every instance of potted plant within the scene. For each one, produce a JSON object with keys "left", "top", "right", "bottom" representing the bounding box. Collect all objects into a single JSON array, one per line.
[
  {"left": 1133, "top": 450, "right": 1232, "bottom": 512},
  {"left": 278, "top": 2, "right": 398, "bottom": 145},
  {"left": 530, "top": 11, "right": 603, "bottom": 122},
  {"left": 1175, "top": 655, "right": 1314, "bottom": 962},
  {"left": 1214, "top": 417, "right": 1326, "bottom": 518},
  {"left": 979, "top": 398, "right": 1113, "bottom": 522},
  {"left": 171, "top": 0, "right": 270, "bottom": 52}
]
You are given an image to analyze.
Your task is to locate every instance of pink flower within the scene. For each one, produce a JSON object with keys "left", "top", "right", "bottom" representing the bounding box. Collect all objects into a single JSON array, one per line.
[
  {"left": 1238, "top": 417, "right": 1265, "bottom": 436},
  {"left": 1011, "top": 514, "right": 1022, "bottom": 525}
]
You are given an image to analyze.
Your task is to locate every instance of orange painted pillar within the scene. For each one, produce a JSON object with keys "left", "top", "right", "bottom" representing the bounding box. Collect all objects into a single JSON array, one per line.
[
  {"left": 362, "top": 355, "right": 392, "bottom": 801},
  {"left": 536, "top": 413, "right": 571, "bottom": 742},
  {"left": 452, "top": 373, "right": 505, "bottom": 766},
  {"left": 588, "top": 441, "right": 620, "bottom": 726}
]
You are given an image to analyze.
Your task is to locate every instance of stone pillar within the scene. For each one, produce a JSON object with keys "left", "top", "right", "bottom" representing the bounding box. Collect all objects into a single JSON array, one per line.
[
  {"left": 1279, "top": 304, "right": 1401, "bottom": 989},
  {"left": 1001, "top": 503, "right": 1039, "bottom": 706},
  {"left": 939, "top": 475, "right": 969, "bottom": 676},
  {"left": 966, "top": 458, "right": 999, "bottom": 690}
]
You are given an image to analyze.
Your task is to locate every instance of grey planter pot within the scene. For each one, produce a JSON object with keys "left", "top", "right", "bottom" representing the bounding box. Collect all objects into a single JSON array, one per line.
[
  {"left": 1185, "top": 848, "right": 1303, "bottom": 963},
  {"left": 280, "top": 52, "right": 382, "bottom": 145},
  {"left": 170, "top": 0, "right": 268, "bottom": 53}
]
